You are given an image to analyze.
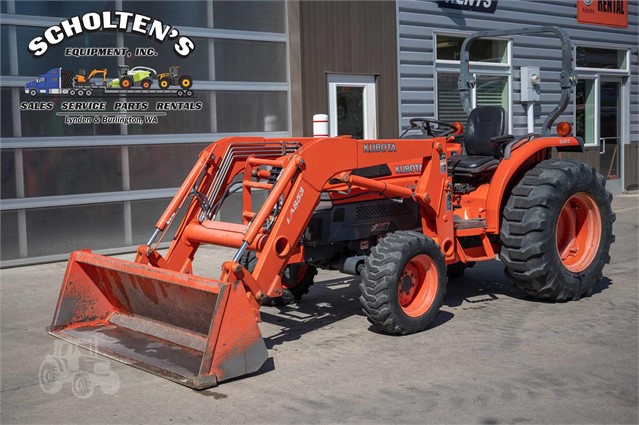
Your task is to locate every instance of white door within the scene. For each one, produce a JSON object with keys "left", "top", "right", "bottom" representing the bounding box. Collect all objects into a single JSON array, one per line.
[
  {"left": 599, "top": 78, "right": 623, "bottom": 193},
  {"left": 327, "top": 74, "right": 377, "bottom": 139}
]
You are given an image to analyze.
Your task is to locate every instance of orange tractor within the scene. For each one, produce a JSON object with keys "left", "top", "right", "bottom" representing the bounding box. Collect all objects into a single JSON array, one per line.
[{"left": 49, "top": 27, "right": 614, "bottom": 389}]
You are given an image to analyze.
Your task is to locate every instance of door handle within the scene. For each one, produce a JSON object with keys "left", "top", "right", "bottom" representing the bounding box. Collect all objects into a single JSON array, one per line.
[{"left": 599, "top": 138, "right": 606, "bottom": 155}]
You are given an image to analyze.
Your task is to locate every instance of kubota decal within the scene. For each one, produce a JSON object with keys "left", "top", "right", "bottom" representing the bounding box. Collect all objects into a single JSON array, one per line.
[
  {"left": 395, "top": 164, "right": 422, "bottom": 174},
  {"left": 363, "top": 143, "right": 397, "bottom": 153}
]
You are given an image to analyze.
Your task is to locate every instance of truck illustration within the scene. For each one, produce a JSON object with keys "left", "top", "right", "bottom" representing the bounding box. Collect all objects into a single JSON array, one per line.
[
  {"left": 39, "top": 340, "right": 120, "bottom": 399},
  {"left": 25, "top": 67, "right": 194, "bottom": 97}
]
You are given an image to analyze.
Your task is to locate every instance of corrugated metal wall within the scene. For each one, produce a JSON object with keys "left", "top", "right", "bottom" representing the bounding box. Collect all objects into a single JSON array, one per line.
[
  {"left": 397, "top": 0, "right": 638, "bottom": 141},
  {"left": 299, "top": 1, "right": 399, "bottom": 138},
  {"left": 624, "top": 144, "right": 639, "bottom": 190}
]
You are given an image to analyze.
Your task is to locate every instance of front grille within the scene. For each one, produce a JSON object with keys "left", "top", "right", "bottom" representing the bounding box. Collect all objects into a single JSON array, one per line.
[{"left": 355, "top": 202, "right": 412, "bottom": 221}]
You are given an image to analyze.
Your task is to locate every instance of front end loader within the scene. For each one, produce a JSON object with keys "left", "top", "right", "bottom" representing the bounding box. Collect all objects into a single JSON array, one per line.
[{"left": 49, "top": 27, "right": 614, "bottom": 388}]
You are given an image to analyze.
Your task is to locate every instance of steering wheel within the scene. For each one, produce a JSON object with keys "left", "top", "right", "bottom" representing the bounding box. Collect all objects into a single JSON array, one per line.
[{"left": 408, "top": 118, "right": 459, "bottom": 137}]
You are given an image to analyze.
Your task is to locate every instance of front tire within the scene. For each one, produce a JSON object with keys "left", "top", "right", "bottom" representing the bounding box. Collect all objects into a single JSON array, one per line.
[
  {"left": 159, "top": 77, "right": 171, "bottom": 89},
  {"left": 500, "top": 159, "right": 615, "bottom": 301},
  {"left": 360, "top": 231, "right": 447, "bottom": 335},
  {"left": 119, "top": 76, "right": 133, "bottom": 89},
  {"left": 240, "top": 251, "right": 317, "bottom": 305}
]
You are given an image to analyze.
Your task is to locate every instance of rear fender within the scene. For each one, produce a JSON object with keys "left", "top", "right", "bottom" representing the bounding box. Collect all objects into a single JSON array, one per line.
[{"left": 485, "top": 136, "right": 581, "bottom": 230}]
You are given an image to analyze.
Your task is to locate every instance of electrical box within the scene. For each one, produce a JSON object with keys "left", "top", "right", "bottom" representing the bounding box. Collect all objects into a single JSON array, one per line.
[{"left": 520, "top": 66, "right": 541, "bottom": 102}]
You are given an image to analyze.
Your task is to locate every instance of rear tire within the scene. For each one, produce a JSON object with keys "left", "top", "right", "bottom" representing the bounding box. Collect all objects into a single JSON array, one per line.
[
  {"left": 360, "top": 231, "right": 447, "bottom": 335},
  {"left": 39, "top": 359, "right": 63, "bottom": 394},
  {"left": 240, "top": 251, "right": 317, "bottom": 305},
  {"left": 500, "top": 159, "right": 615, "bottom": 301},
  {"left": 140, "top": 78, "right": 152, "bottom": 89}
]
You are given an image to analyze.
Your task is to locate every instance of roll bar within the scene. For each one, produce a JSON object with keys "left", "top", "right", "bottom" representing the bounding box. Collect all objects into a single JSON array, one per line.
[{"left": 457, "top": 26, "right": 578, "bottom": 136}]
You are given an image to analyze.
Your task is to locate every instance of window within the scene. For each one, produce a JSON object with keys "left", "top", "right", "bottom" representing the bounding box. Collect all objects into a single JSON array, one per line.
[
  {"left": 435, "top": 34, "right": 511, "bottom": 129},
  {"left": 576, "top": 47, "right": 627, "bottom": 70},
  {"left": 214, "top": 39, "right": 287, "bottom": 82},
  {"left": 0, "top": 1, "right": 292, "bottom": 265},
  {"left": 213, "top": 1, "right": 286, "bottom": 33},
  {"left": 575, "top": 79, "right": 596, "bottom": 146},
  {"left": 436, "top": 74, "right": 466, "bottom": 122},
  {"left": 436, "top": 35, "right": 508, "bottom": 63},
  {"left": 327, "top": 75, "right": 377, "bottom": 139},
  {"left": 476, "top": 75, "right": 509, "bottom": 110}
]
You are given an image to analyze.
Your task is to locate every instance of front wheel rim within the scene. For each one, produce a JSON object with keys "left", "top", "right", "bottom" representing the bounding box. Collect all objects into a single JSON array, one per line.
[
  {"left": 398, "top": 254, "right": 438, "bottom": 317},
  {"left": 556, "top": 192, "right": 602, "bottom": 273}
]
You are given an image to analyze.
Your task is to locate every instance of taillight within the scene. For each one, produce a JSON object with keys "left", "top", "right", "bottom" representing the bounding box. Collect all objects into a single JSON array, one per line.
[{"left": 557, "top": 122, "right": 572, "bottom": 137}]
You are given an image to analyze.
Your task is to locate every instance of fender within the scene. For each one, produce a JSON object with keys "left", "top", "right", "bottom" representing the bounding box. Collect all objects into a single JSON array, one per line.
[{"left": 485, "top": 136, "right": 581, "bottom": 230}]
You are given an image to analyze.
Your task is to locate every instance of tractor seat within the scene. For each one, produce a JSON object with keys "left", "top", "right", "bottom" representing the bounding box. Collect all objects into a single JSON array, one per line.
[
  {"left": 448, "top": 155, "right": 500, "bottom": 176},
  {"left": 448, "top": 106, "right": 510, "bottom": 177}
]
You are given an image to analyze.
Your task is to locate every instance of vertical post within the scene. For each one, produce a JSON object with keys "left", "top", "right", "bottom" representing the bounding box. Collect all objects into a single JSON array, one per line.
[
  {"left": 208, "top": 1, "right": 218, "bottom": 133},
  {"left": 8, "top": 0, "right": 27, "bottom": 258},
  {"left": 122, "top": 145, "right": 132, "bottom": 246},
  {"left": 313, "top": 114, "right": 329, "bottom": 137},
  {"left": 526, "top": 103, "right": 535, "bottom": 134}
]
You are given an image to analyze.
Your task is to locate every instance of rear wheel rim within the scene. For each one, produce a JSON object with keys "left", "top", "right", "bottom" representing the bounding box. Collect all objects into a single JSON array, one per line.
[
  {"left": 398, "top": 254, "right": 438, "bottom": 317},
  {"left": 556, "top": 192, "right": 602, "bottom": 273}
]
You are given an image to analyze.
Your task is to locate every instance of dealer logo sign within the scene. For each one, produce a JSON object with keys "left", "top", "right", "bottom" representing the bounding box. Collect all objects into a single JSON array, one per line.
[
  {"left": 28, "top": 11, "right": 195, "bottom": 57},
  {"left": 437, "top": 0, "right": 499, "bottom": 13}
]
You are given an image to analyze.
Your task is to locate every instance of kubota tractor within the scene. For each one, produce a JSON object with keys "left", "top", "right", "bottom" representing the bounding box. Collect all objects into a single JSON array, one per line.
[{"left": 49, "top": 27, "right": 614, "bottom": 389}]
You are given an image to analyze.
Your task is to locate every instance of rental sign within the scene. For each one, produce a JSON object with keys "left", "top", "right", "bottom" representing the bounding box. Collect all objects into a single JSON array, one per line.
[{"left": 577, "top": 0, "right": 628, "bottom": 29}]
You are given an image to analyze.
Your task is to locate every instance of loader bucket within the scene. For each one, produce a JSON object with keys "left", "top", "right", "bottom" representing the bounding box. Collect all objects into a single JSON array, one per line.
[{"left": 49, "top": 250, "right": 267, "bottom": 389}]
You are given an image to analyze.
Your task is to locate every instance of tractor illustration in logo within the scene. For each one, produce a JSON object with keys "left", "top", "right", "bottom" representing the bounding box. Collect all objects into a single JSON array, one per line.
[
  {"left": 39, "top": 340, "right": 120, "bottom": 399},
  {"left": 108, "top": 65, "right": 155, "bottom": 89},
  {"left": 157, "top": 65, "right": 192, "bottom": 89}
]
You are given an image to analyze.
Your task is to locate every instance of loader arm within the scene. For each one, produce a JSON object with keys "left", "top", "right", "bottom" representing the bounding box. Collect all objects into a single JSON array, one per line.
[{"left": 141, "top": 135, "right": 453, "bottom": 302}]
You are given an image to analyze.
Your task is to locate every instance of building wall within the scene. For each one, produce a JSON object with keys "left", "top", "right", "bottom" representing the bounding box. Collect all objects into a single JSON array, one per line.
[
  {"left": 299, "top": 0, "right": 399, "bottom": 138},
  {"left": 0, "top": 1, "right": 292, "bottom": 266},
  {"left": 396, "top": 0, "right": 638, "bottom": 189}
]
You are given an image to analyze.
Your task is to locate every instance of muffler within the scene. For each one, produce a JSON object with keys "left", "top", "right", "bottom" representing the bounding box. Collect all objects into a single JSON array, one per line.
[{"left": 49, "top": 250, "right": 267, "bottom": 389}]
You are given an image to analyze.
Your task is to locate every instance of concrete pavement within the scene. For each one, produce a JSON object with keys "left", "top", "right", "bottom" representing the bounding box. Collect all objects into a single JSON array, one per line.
[{"left": 1, "top": 194, "right": 637, "bottom": 424}]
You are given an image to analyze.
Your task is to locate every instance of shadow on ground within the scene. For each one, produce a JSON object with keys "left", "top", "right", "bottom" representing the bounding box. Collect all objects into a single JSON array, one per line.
[{"left": 259, "top": 259, "right": 615, "bottom": 350}]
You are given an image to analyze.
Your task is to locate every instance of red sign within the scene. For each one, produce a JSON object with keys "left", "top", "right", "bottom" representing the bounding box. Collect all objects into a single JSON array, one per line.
[{"left": 577, "top": 0, "right": 628, "bottom": 28}]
